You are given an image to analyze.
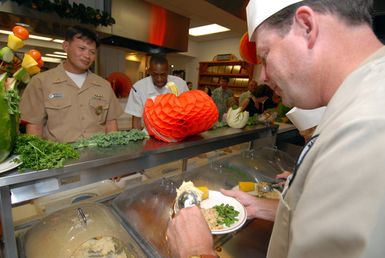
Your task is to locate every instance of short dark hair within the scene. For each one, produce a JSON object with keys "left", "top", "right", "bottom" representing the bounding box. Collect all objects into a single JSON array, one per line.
[
  {"left": 220, "top": 76, "right": 230, "bottom": 82},
  {"left": 65, "top": 25, "right": 100, "bottom": 48},
  {"left": 263, "top": 0, "right": 373, "bottom": 36},
  {"left": 150, "top": 55, "right": 168, "bottom": 66},
  {"left": 254, "top": 84, "right": 273, "bottom": 98}
]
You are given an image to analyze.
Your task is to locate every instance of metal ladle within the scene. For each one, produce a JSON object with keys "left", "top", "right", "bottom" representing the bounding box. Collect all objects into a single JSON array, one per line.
[
  {"left": 177, "top": 191, "right": 200, "bottom": 209},
  {"left": 173, "top": 191, "right": 201, "bottom": 215}
]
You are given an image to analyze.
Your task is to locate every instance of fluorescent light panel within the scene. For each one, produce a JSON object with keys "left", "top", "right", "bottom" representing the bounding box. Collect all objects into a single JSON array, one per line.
[
  {"left": 189, "top": 24, "right": 230, "bottom": 36},
  {"left": 46, "top": 53, "right": 67, "bottom": 58},
  {"left": 53, "top": 51, "right": 67, "bottom": 56},
  {"left": 0, "top": 30, "right": 12, "bottom": 35},
  {"left": 42, "top": 56, "right": 61, "bottom": 63},
  {"left": 28, "top": 34, "right": 53, "bottom": 41},
  {"left": 0, "top": 30, "right": 64, "bottom": 43}
]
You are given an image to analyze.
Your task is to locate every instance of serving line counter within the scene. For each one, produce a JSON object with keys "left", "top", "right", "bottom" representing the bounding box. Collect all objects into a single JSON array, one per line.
[{"left": 0, "top": 124, "right": 287, "bottom": 258}]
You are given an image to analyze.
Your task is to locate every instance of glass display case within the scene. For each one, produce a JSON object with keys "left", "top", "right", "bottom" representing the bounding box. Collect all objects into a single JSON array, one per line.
[{"left": 0, "top": 125, "right": 275, "bottom": 258}]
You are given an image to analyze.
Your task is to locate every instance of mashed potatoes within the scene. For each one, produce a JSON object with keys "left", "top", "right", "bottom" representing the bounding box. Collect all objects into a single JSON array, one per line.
[
  {"left": 71, "top": 236, "right": 131, "bottom": 258},
  {"left": 176, "top": 181, "right": 203, "bottom": 203}
]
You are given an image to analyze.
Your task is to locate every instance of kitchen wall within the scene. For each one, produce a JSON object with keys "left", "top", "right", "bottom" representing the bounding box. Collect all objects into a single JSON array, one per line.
[{"left": 99, "top": 35, "right": 261, "bottom": 91}]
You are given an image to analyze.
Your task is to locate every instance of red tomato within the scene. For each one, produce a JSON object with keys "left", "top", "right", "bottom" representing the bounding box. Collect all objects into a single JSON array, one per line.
[
  {"left": 12, "top": 26, "right": 29, "bottom": 40},
  {"left": 27, "top": 50, "right": 42, "bottom": 61},
  {"left": 37, "top": 58, "right": 44, "bottom": 68}
]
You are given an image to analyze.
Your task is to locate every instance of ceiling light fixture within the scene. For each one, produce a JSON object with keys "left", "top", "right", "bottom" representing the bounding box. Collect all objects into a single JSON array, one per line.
[
  {"left": 46, "top": 53, "right": 67, "bottom": 58},
  {"left": 42, "top": 56, "right": 61, "bottom": 63},
  {"left": 0, "top": 30, "right": 12, "bottom": 35},
  {"left": 0, "top": 29, "right": 64, "bottom": 43},
  {"left": 29, "top": 34, "right": 53, "bottom": 41},
  {"left": 53, "top": 51, "right": 67, "bottom": 56},
  {"left": 189, "top": 24, "right": 230, "bottom": 36},
  {"left": 53, "top": 39, "right": 64, "bottom": 43}
]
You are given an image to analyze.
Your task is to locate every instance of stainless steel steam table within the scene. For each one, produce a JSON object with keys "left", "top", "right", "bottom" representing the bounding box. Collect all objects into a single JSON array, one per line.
[{"left": 0, "top": 125, "right": 275, "bottom": 258}]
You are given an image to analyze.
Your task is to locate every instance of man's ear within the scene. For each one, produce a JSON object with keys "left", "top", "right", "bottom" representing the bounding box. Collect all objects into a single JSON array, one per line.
[
  {"left": 62, "top": 41, "right": 69, "bottom": 52},
  {"left": 294, "top": 6, "right": 318, "bottom": 49}
]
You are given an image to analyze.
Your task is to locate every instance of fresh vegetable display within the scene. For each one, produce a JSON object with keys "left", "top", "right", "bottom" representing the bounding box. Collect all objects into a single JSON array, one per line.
[
  {"left": 14, "top": 134, "right": 79, "bottom": 171},
  {"left": 214, "top": 203, "right": 240, "bottom": 227},
  {"left": 72, "top": 130, "right": 148, "bottom": 149},
  {"left": 226, "top": 107, "right": 249, "bottom": 129},
  {"left": 0, "top": 24, "right": 44, "bottom": 163}
]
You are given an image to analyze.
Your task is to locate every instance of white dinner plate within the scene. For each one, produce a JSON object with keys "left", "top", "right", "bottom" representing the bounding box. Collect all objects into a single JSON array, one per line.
[
  {"left": 201, "top": 190, "right": 247, "bottom": 235},
  {"left": 0, "top": 155, "right": 21, "bottom": 174}
]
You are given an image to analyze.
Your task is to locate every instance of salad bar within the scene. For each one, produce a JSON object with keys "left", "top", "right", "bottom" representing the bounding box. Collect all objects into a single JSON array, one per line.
[{"left": 0, "top": 124, "right": 276, "bottom": 258}]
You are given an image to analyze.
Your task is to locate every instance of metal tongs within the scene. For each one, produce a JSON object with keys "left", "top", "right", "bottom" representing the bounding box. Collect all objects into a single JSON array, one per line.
[{"left": 77, "top": 207, "right": 87, "bottom": 225}]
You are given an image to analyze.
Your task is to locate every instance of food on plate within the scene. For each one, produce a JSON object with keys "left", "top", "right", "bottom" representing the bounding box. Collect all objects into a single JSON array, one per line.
[
  {"left": 239, "top": 181, "right": 255, "bottom": 192},
  {"left": 197, "top": 186, "right": 209, "bottom": 200},
  {"left": 202, "top": 204, "right": 240, "bottom": 230},
  {"left": 176, "top": 181, "right": 203, "bottom": 203},
  {"left": 202, "top": 207, "right": 223, "bottom": 230}
]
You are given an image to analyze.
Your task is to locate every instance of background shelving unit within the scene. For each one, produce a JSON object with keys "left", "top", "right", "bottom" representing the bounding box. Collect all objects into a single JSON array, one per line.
[{"left": 198, "top": 60, "right": 254, "bottom": 96}]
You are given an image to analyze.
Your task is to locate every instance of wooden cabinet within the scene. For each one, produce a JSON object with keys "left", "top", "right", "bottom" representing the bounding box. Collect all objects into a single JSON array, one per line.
[{"left": 198, "top": 60, "right": 254, "bottom": 96}]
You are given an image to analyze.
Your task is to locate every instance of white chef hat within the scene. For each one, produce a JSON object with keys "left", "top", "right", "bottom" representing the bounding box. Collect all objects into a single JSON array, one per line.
[
  {"left": 246, "top": 0, "right": 304, "bottom": 41},
  {"left": 286, "top": 106, "right": 326, "bottom": 131}
]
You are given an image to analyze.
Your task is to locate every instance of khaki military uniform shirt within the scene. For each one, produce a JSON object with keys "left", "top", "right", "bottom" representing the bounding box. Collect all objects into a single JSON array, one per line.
[
  {"left": 20, "top": 63, "right": 123, "bottom": 143},
  {"left": 268, "top": 47, "right": 385, "bottom": 258}
]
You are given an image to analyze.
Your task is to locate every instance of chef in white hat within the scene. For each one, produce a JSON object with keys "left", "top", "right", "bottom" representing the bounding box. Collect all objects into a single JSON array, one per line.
[{"left": 167, "top": 1, "right": 385, "bottom": 257}]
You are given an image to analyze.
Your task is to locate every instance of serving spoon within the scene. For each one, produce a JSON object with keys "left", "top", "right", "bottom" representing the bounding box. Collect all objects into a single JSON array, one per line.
[{"left": 172, "top": 190, "right": 201, "bottom": 216}]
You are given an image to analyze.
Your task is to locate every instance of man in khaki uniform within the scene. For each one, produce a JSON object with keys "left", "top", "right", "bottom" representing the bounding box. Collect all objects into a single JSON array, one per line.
[
  {"left": 167, "top": 1, "right": 385, "bottom": 258},
  {"left": 20, "top": 26, "right": 122, "bottom": 143}
]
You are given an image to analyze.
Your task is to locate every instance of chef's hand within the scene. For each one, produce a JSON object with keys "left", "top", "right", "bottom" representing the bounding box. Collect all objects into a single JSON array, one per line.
[
  {"left": 220, "top": 189, "right": 278, "bottom": 221},
  {"left": 276, "top": 170, "right": 292, "bottom": 180},
  {"left": 167, "top": 206, "right": 216, "bottom": 258}
]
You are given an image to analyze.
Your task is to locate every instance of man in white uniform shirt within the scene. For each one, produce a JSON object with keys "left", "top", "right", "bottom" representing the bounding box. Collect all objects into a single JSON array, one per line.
[{"left": 125, "top": 55, "right": 188, "bottom": 129}]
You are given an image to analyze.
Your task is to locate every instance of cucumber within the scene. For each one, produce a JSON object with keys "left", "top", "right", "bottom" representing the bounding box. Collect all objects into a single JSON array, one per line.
[
  {"left": 0, "top": 47, "right": 14, "bottom": 63},
  {"left": 0, "top": 73, "right": 18, "bottom": 163}
]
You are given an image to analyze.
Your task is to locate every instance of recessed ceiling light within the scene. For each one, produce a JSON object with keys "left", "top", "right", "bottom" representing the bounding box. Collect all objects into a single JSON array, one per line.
[{"left": 189, "top": 24, "right": 230, "bottom": 36}]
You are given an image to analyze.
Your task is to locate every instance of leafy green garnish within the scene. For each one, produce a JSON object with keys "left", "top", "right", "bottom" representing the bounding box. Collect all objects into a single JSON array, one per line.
[
  {"left": 214, "top": 203, "right": 239, "bottom": 227},
  {"left": 72, "top": 129, "right": 148, "bottom": 149},
  {"left": 210, "top": 121, "right": 228, "bottom": 130},
  {"left": 14, "top": 134, "right": 79, "bottom": 171},
  {"left": 247, "top": 114, "right": 259, "bottom": 126},
  {"left": 4, "top": 88, "right": 20, "bottom": 115}
]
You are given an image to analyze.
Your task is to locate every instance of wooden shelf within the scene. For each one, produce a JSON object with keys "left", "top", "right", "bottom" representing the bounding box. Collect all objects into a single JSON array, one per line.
[{"left": 198, "top": 60, "right": 254, "bottom": 96}]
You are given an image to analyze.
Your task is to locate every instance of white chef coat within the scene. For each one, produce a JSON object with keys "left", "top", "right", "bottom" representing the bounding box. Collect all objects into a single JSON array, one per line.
[
  {"left": 124, "top": 75, "right": 188, "bottom": 117},
  {"left": 268, "top": 46, "right": 385, "bottom": 258}
]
